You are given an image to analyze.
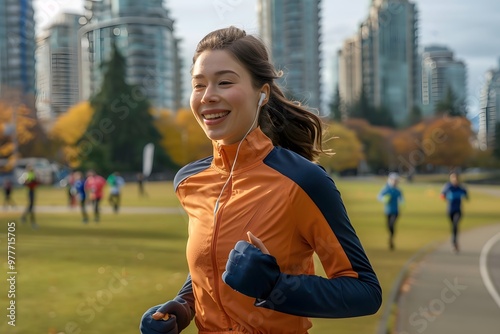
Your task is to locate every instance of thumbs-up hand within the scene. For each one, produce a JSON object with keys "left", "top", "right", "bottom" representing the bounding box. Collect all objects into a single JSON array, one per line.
[{"left": 222, "top": 231, "right": 280, "bottom": 299}]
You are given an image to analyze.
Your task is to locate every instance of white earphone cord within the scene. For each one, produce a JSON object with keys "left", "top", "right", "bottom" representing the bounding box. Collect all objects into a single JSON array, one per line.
[{"left": 213, "top": 94, "right": 265, "bottom": 215}]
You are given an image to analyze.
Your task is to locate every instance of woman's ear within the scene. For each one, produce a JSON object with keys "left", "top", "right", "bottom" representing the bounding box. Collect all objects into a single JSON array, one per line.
[{"left": 259, "top": 84, "right": 271, "bottom": 106}]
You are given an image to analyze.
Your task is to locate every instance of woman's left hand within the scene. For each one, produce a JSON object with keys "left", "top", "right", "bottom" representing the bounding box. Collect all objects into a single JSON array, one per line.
[{"left": 222, "top": 231, "right": 280, "bottom": 299}]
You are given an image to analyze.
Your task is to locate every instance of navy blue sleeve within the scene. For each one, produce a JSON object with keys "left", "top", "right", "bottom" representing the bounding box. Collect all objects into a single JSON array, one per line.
[
  {"left": 176, "top": 273, "right": 195, "bottom": 312},
  {"left": 173, "top": 156, "right": 213, "bottom": 190},
  {"left": 255, "top": 274, "right": 381, "bottom": 318},
  {"left": 260, "top": 147, "right": 382, "bottom": 318}
]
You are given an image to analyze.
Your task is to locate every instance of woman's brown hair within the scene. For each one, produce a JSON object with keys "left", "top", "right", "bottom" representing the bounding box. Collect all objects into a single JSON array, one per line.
[{"left": 192, "top": 26, "right": 327, "bottom": 162}]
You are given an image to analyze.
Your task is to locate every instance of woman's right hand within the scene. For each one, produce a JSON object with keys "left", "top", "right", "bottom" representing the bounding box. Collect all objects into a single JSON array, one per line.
[
  {"left": 140, "top": 304, "right": 178, "bottom": 334},
  {"left": 140, "top": 298, "right": 193, "bottom": 334},
  {"left": 152, "top": 311, "right": 170, "bottom": 321}
]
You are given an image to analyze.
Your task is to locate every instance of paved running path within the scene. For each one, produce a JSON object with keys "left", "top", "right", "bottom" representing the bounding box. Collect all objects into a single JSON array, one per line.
[{"left": 396, "top": 223, "right": 500, "bottom": 334}]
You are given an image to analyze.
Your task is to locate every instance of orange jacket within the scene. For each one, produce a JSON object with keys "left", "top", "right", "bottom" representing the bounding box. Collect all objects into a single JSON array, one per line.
[{"left": 174, "top": 128, "right": 381, "bottom": 333}]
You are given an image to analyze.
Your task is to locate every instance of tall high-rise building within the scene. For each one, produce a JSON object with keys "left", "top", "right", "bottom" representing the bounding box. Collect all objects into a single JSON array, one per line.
[
  {"left": 79, "top": 0, "right": 183, "bottom": 112},
  {"left": 421, "top": 45, "right": 467, "bottom": 117},
  {"left": 364, "top": 0, "right": 419, "bottom": 125},
  {"left": 478, "top": 58, "right": 500, "bottom": 150},
  {"left": 337, "top": 33, "right": 362, "bottom": 119},
  {"left": 339, "top": 0, "right": 419, "bottom": 126},
  {"left": 0, "top": 0, "right": 36, "bottom": 98},
  {"left": 258, "top": 0, "right": 322, "bottom": 111},
  {"left": 36, "top": 13, "right": 82, "bottom": 120}
]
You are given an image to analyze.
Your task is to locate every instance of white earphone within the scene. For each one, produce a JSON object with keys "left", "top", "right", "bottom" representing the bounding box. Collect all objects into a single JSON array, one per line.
[{"left": 258, "top": 92, "right": 266, "bottom": 107}]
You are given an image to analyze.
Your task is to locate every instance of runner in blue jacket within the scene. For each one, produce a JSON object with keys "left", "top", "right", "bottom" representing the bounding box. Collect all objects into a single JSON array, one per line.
[
  {"left": 378, "top": 172, "right": 404, "bottom": 250},
  {"left": 441, "top": 171, "right": 468, "bottom": 253}
]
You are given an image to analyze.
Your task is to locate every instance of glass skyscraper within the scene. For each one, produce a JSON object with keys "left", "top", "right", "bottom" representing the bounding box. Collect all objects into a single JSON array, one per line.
[
  {"left": 339, "top": 0, "right": 419, "bottom": 126},
  {"left": 479, "top": 59, "right": 500, "bottom": 150},
  {"left": 421, "top": 45, "right": 467, "bottom": 117},
  {"left": 0, "top": 0, "right": 36, "bottom": 97},
  {"left": 258, "top": 0, "right": 322, "bottom": 111},
  {"left": 36, "top": 13, "right": 82, "bottom": 120},
  {"left": 79, "top": 0, "right": 182, "bottom": 112},
  {"left": 362, "top": 0, "right": 419, "bottom": 126}
]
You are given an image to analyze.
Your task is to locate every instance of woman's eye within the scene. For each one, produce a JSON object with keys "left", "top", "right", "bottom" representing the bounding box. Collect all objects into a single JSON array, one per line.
[
  {"left": 219, "top": 81, "right": 233, "bottom": 85},
  {"left": 193, "top": 83, "right": 205, "bottom": 89}
]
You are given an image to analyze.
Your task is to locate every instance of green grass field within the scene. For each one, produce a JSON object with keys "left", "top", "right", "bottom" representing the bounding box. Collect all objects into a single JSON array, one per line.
[{"left": 0, "top": 178, "right": 499, "bottom": 334}]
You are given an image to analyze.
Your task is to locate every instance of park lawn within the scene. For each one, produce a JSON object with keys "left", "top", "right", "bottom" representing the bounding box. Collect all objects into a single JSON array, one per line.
[
  {"left": 7, "top": 181, "right": 179, "bottom": 208},
  {"left": 0, "top": 178, "right": 498, "bottom": 334}
]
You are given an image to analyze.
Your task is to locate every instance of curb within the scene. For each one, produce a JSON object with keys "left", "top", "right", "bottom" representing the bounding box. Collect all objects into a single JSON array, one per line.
[{"left": 376, "top": 241, "right": 439, "bottom": 334}]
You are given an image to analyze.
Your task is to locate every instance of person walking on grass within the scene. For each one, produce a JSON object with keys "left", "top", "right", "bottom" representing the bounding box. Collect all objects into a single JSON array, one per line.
[
  {"left": 140, "top": 26, "right": 381, "bottom": 334},
  {"left": 377, "top": 172, "right": 404, "bottom": 250},
  {"left": 84, "top": 170, "right": 106, "bottom": 222},
  {"left": 107, "top": 171, "right": 125, "bottom": 213},
  {"left": 73, "top": 171, "right": 89, "bottom": 223},
  {"left": 3, "top": 176, "right": 16, "bottom": 209},
  {"left": 440, "top": 171, "right": 468, "bottom": 253},
  {"left": 20, "top": 165, "right": 39, "bottom": 229}
]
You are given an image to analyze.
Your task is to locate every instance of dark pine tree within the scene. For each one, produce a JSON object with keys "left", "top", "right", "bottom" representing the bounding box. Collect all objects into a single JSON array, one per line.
[
  {"left": 494, "top": 122, "right": 500, "bottom": 159},
  {"left": 407, "top": 104, "right": 423, "bottom": 126},
  {"left": 78, "top": 43, "right": 174, "bottom": 175},
  {"left": 435, "top": 87, "right": 467, "bottom": 117},
  {"left": 329, "top": 85, "right": 342, "bottom": 122}
]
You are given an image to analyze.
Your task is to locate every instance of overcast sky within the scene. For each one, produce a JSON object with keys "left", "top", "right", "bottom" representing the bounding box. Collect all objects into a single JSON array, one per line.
[{"left": 35, "top": 0, "right": 500, "bottom": 116}]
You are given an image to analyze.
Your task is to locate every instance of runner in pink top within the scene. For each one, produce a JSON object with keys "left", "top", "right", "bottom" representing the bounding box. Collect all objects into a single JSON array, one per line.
[{"left": 84, "top": 170, "right": 106, "bottom": 222}]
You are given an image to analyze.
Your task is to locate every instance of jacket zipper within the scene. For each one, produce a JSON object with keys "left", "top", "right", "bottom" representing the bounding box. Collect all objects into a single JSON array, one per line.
[{"left": 211, "top": 146, "right": 233, "bottom": 330}]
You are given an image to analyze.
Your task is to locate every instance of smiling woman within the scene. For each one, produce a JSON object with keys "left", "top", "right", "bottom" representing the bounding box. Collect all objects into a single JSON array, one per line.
[
  {"left": 189, "top": 49, "right": 266, "bottom": 145},
  {"left": 139, "top": 26, "right": 382, "bottom": 334}
]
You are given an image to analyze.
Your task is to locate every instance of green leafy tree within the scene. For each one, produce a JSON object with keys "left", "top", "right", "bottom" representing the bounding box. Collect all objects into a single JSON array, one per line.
[{"left": 78, "top": 43, "right": 174, "bottom": 175}]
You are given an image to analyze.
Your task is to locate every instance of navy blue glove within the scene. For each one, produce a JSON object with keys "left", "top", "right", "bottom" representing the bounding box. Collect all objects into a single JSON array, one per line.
[
  {"left": 222, "top": 240, "right": 281, "bottom": 299},
  {"left": 140, "top": 298, "right": 193, "bottom": 334}
]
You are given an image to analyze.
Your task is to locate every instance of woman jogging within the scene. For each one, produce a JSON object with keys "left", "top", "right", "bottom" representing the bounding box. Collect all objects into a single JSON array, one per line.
[{"left": 140, "top": 26, "right": 381, "bottom": 333}]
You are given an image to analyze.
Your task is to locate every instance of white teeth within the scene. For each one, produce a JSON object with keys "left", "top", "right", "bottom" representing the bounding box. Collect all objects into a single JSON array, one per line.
[{"left": 204, "top": 112, "right": 229, "bottom": 120}]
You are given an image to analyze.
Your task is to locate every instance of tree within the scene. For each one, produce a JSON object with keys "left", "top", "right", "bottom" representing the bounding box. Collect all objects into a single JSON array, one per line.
[
  {"left": 79, "top": 43, "right": 174, "bottom": 174},
  {"left": 407, "top": 105, "right": 422, "bottom": 126},
  {"left": 347, "top": 87, "right": 371, "bottom": 120},
  {"left": 423, "top": 116, "right": 473, "bottom": 168},
  {"left": 0, "top": 100, "right": 37, "bottom": 162},
  {"left": 435, "top": 87, "right": 467, "bottom": 117},
  {"left": 328, "top": 85, "right": 342, "bottom": 122},
  {"left": 371, "top": 105, "right": 395, "bottom": 128},
  {"left": 49, "top": 101, "right": 94, "bottom": 167},
  {"left": 155, "top": 108, "right": 212, "bottom": 166},
  {"left": 344, "top": 118, "right": 393, "bottom": 173},
  {"left": 493, "top": 122, "right": 500, "bottom": 159},
  {"left": 319, "top": 121, "right": 364, "bottom": 173},
  {"left": 346, "top": 88, "right": 395, "bottom": 128}
]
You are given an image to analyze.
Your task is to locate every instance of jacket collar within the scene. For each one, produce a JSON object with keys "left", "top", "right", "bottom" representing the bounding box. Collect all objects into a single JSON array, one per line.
[{"left": 211, "top": 127, "right": 274, "bottom": 174}]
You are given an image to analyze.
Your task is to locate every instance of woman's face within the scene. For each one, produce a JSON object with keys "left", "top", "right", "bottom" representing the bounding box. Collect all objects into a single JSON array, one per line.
[{"left": 190, "top": 50, "right": 263, "bottom": 145}]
